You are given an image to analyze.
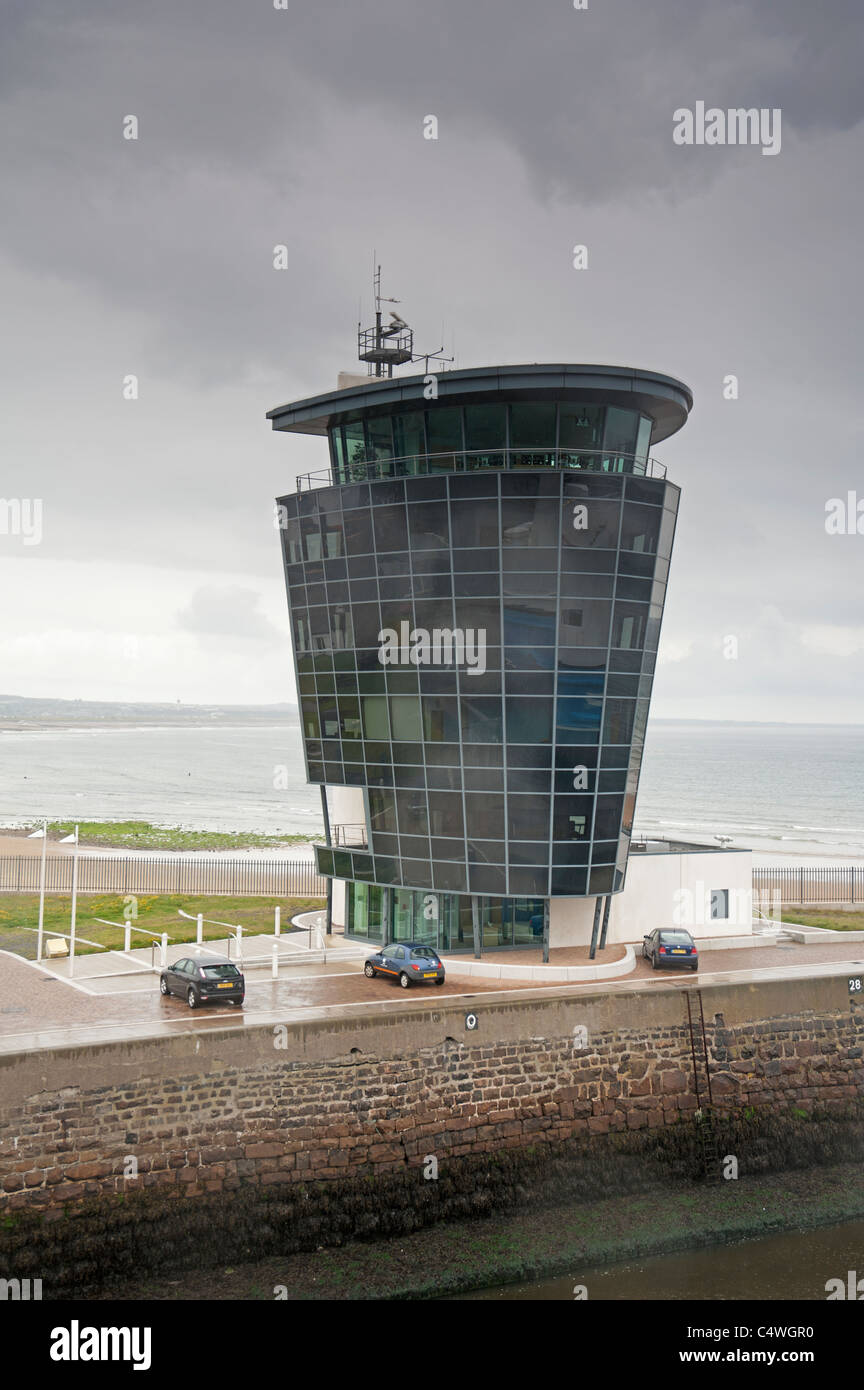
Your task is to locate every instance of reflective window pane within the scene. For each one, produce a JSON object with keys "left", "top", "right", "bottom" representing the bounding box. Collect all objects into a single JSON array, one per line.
[
  {"left": 409, "top": 502, "right": 450, "bottom": 550},
  {"left": 450, "top": 498, "right": 499, "bottom": 549}
]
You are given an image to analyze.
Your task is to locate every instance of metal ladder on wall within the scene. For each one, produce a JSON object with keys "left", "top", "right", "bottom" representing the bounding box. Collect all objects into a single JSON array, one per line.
[{"left": 685, "top": 990, "right": 722, "bottom": 1184}]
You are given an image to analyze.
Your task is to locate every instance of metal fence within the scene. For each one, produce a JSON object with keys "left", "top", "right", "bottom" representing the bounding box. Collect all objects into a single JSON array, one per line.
[
  {"left": 0, "top": 855, "right": 327, "bottom": 898},
  {"left": 4, "top": 856, "right": 857, "bottom": 905},
  {"left": 753, "top": 866, "right": 864, "bottom": 905}
]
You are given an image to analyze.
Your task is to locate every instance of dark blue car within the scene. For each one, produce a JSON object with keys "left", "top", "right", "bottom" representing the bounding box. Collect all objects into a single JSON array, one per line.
[
  {"left": 364, "top": 941, "right": 446, "bottom": 988},
  {"left": 642, "top": 928, "right": 699, "bottom": 972}
]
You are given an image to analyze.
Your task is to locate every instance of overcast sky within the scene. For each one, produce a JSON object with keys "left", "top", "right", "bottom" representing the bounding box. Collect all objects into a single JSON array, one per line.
[{"left": 1, "top": 0, "right": 862, "bottom": 721}]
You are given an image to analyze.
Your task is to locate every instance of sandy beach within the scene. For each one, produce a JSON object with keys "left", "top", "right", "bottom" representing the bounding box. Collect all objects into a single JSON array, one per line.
[{"left": 0, "top": 831, "right": 318, "bottom": 861}]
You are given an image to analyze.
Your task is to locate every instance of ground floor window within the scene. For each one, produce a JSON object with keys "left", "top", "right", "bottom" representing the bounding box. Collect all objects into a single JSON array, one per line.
[
  {"left": 710, "top": 888, "right": 729, "bottom": 920},
  {"left": 346, "top": 882, "right": 385, "bottom": 938},
  {"left": 346, "top": 883, "right": 545, "bottom": 951}
]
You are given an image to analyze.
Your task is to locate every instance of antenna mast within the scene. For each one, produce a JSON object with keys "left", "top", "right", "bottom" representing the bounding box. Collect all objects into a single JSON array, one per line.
[
  {"left": 357, "top": 262, "right": 413, "bottom": 377},
  {"left": 356, "top": 261, "right": 455, "bottom": 379}
]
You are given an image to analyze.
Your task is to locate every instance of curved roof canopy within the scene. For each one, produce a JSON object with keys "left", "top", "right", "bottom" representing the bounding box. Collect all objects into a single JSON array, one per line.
[{"left": 267, "top": 363, "right": 693, "bottom": 445}]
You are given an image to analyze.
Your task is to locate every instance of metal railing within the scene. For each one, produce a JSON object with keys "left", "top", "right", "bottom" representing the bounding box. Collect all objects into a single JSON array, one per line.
[
  {"left": 295, "top": 446, "right": 667, "bottom": 492},
  {"left": 752, "top": 865, "right": 864, "bottom": 905},
  {"left": 330, "top": 823, "right": 368, "bottom": 847},
  {"left": 0, "top": 855, "right": 327, "bottom": 898}
]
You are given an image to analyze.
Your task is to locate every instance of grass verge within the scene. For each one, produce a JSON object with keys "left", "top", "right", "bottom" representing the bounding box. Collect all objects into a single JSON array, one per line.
[
  {"left": 781, "top": 908, "right": 864, "bottom": 931},
  {"left": 0, "top": 893, "right": 324, "bottom": 956},
  {"left": 38, "top": 820, "right": 316, "bottom": 851}
]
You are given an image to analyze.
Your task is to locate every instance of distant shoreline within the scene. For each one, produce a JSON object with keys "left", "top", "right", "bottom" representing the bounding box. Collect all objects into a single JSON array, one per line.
[
  {"left": 0, "top": 720, "right": 299, "bottom": 733},
  {"left": 1, "top": 714, "right": 862, "bottom": 732},
  {"left": 1, "top": 690, "right": 863, "bottom": 736}
]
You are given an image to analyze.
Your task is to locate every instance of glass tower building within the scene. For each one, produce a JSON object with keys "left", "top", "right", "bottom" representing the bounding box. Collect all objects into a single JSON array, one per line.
[{"left": 270, "top": 364, "right": 692, "bottom": 952}]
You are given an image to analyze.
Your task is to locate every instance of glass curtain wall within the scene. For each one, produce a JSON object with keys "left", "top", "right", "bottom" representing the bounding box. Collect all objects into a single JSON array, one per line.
[
  {"left": 347, "top": 884, "right": 546, "bottom": 950},
  {"left": 329, "top": 403, "right": 654, "bottom": 482}
]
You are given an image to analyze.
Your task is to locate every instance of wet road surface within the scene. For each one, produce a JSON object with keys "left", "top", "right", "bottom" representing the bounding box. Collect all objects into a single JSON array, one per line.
[{"left": 1, "top": 937, "right": 863, "bottom": 1054}]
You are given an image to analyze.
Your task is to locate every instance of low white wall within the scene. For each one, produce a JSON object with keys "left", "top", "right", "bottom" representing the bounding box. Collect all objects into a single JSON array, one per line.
[
  {"left": 440, "top": 946, "right": 637, "bottom": 982},
  {"left": 781, "top": 925, "right": 864, "bottom": 944},
  {"left": 550, "top": 850, "right": 753, "bottom": 949}
]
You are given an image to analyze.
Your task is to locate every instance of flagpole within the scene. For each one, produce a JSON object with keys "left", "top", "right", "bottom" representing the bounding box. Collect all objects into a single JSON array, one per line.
[
  {"left": 27, "top": 820, "right": 49, "bottom": 962},
  {"left": 69, "top": 824, "right": 79, "bottom": 975},
  {"left": 37, "top": 817, "right": 47, "bottom": 962}
]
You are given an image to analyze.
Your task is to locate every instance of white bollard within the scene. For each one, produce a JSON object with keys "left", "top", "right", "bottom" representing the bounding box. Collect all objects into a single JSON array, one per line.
[
  {"left": 160, "top": 932, "right": 168, "bottom": 968},
  {"left": 274, "top": 906, "right": 281, "bottom": 937},
  {"left": 272, "top": 940, "right": 279, "bottom": 979},
  {"left": 196, "top": 913, "right": 203, "bottom": 944},
  {"left": 124, "top": 922, "right": 131, "bottom": 952},
  {"left": 235, "top": 924, "right": 243, "bottom": 965}
]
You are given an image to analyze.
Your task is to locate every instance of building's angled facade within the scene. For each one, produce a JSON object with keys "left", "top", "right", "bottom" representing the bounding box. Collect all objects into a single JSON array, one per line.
[{"left": 270, "top": 363, "right": 693, "bottom": 953}]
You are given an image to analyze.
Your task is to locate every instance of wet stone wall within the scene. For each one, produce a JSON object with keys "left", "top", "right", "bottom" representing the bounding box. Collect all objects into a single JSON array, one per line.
[{"left": 1, "top": 1005, "right": 863, "bottom": 1213}]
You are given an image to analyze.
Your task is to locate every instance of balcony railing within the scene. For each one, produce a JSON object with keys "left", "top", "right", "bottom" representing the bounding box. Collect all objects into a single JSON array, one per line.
[
  {"left": 295, "top": 447, "right": 667, "bottom": 492},
  {"left": 328, "top": 823, "right": 368, "bottom": 848}
]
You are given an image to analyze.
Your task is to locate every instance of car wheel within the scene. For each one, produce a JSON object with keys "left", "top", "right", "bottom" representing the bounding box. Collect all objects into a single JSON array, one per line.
[
  {"left": 651, "top": 953, "right": 659, "bottom": 970},
  {"left": 398, "top": 972, "right": 410, "bottom": 989},
  {"left": 187, "top": 987, "right": 198, "bottom": 1009},
  {"left": 364, "top": 962, "right": 375, "bottom": 977},
  {"left": 159, "top": 976, "right": 169, "bottom": 995},
  {"left": 233, "top": 998, "right": 244, "bottom": 1005},
  {"left": 434, "top": 977, "right": 445, "bottom": 986},
  {"left": 691, "top": 963, "right": 698, "bottom": 972}
]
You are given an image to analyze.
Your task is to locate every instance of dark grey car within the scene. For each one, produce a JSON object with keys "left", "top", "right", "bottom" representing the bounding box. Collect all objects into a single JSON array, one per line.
[{"left": 160, "top": 955, "right": 245, "bottom": 1007}]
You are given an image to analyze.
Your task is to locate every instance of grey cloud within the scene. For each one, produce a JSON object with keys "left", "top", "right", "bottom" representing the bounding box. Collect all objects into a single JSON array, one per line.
[
  {"left": 175, "top": 585, "right": 283, "bottom": 641},
  {"left": 0, "top": 1, "right": 861, "bottom": 716}
]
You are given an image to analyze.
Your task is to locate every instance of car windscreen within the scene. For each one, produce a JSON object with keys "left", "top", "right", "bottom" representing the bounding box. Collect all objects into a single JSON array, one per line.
[
  {"left": 659, "top": 932, "right": 694, "bottom": 944},
  {"left": 201, "top": 964, "right": 241, "bottom": 978},
  {"left": 410, "top": 947, "right": 439, "bottom": 960}
]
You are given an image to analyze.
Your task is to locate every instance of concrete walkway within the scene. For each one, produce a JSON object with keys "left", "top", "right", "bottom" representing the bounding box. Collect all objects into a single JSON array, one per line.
[{"left": 34, "top": 925, "right": 366, "bottom": 996}]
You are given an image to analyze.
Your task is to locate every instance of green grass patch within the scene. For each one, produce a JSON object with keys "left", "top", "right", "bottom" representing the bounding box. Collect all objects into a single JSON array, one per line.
[
  {"left": 42, "top": 820, "right": 316, "bottom": 851},
  {"left": 0, "top": 893, "right": 324, "bottom": 955},
  {"left": 781, "top": 908, "right": 864, "bottom": 931}
]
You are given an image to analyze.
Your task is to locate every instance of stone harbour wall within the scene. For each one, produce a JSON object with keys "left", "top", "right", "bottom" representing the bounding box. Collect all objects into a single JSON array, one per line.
[{"left": 1, "top": 975, "right": 862, "bottom": 1213}]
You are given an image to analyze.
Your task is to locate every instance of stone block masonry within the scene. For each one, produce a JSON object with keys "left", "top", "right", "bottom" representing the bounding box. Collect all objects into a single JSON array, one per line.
[{"left": 0, "top": 975, "right": 862, "bottom": 1214}]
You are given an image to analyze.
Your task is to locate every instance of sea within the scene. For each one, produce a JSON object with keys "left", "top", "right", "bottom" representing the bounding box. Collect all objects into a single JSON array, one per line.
[{"left": 1, "top": 718, "right": 863, "bottom": 865}]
